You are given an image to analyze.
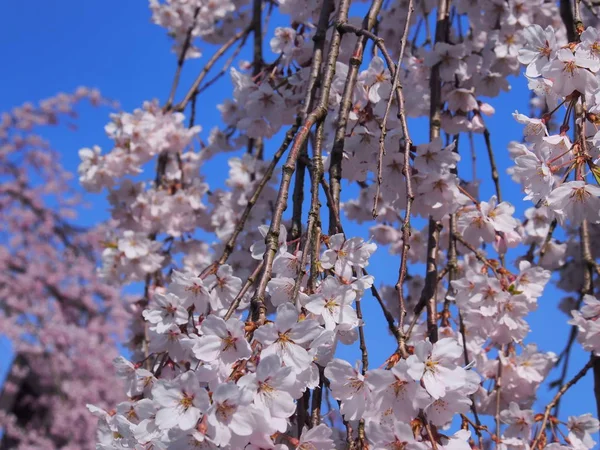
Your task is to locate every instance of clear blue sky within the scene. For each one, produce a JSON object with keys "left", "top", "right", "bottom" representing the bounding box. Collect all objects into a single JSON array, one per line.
[{"left": 0, "top": 0, "right": 596, "bottom": 434}]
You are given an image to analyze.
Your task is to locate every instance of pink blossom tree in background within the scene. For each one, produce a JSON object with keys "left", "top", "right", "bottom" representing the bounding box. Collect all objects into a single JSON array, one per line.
[
  {"left": 8, "top": 0, "right": 600, "bottom": 448},
  {"left": 0, "top": 91, "right": 129, "bottom": 449}
]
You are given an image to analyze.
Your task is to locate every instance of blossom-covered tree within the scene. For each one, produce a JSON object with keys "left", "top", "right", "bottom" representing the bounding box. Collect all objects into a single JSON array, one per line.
[
  {"left": 0, "top": 91, "right": 129, "bottom": 449},
  {"left": 9, "top": 0, "right": 600, "bottom": 448}
]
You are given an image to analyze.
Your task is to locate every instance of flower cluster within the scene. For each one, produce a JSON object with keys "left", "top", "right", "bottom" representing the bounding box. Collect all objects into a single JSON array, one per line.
[
  {"left": 510, "top": 24, "right": 600, "bottom": 225},
  {"left": 91, "top": 236, "right": 392, "bottom": 449},
  {"left": 150, "top": 0, "right": 251, "bottom": 58}
]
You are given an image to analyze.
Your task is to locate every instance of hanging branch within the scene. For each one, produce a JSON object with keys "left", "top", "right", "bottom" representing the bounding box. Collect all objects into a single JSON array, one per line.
[
  {"left": 483, "top": 126, "right": 502, "bottom": 203},
  {"left": 458, "top": 312, "right": 484, "bottom": 448},
  {"left": 530, "top": 356, "right": 595, "bottom": 450},
  {"left": 454, "top": 234, "right": 500, "bottom": 277},
  {"left": 288, "top": 0, "right": 333, "bottom": 302},
  {"left": 223, "top": 261, "right": 264, "bottom": 321},
  {"left": 421, "top": 218, "right": 443, "bottom": 343},
  {"left": 195, "top": 35, "right": 249, "bottom": 95},
  {"left": 251, "top": 0, "right": 351, "bottom": 324},
  {"left": 373, "top": 0, "right": 414, "bottom": 217},
  {"left": 289, "top": 0, "right": 332, "bottom": 245},
  {"left": 355, "top": 293, "right": 369, "bottom": 447},
  {"left": 173, "top": 25, "right": 253, "bottom": 112},
  {"left": 328, "top": 0, "right": 384, "bottom": 234},
  {"left": 248, "top": 0, "right": 265, "bottom": 160},
  {"left": 538, "top": 219, "right": 558, "bottom": 261},
  {"left": 290, "top": 156, "right": 307, "bottom": 240},
  {"left": 580, "top": 219, "right": 600, "bottom": 421},
  {"left": 335, "top": 5, "right": 417, "bottom": 356},
  {"left": 199, "top": 118, "right": 301, "bottom": 278},
  {"left": 420, "top": 0, "right": 451, "bottom": 344},
  {"left": 364, "top": 268, "right": 402, "bottom": 344},
  {"left": 494, "top": 345, "right": 505, "bottom": 449},
  {"left": 385, "top": 0, "right": 415, "bottom": 355},
  {"left": 164, "top": 7, "right": 200, "bottom": 110},
  {"left": 310, "top": 367, "right": 325, "bottom": 427}
]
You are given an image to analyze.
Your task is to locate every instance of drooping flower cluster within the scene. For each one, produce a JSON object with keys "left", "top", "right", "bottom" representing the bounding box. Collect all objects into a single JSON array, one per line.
[
  {"left": 90, "top": 235, "right": 391, "bottom": 449},
  {"left": 510, "top": 23, "right": 600, "bottom": 226}
]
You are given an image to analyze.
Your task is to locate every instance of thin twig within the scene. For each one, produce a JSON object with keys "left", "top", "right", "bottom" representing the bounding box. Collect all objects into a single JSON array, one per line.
[
  {"left": 364, "top": 268, "right": 402, "bottom": 344},
  {"left": 454, "top": 233, "right": 500, "bottom": 277},
  {"left": 223, "top": 261, "right": 264, "bottom": 320},
  {"left": 247, "top": 0, "right": 265, "bottom": 161},
  {"left": 458, "top": 311, "right": 484, "bottom": 448},
  {"left": 196, "top": 35, "right": 249, "bottom": 95},
  {"left": 530, "top": 356, "right": 595, "bottom": 450},
  {"left": 483, "top": 126, "right": 502, "bottom": 203},
  {"left": 373, "top": 0, "right": 414, "bottom": 217},
  {"left": 173, "top": 26, "right": 252, "bottom": 112},
  {"left": 164, "top": 7, "right": 200, "bottom": 110},
  {"left": 494, "top": 346, "right": 505, "bottom": 449},
  {"left": 199, "top": 119, "right": 301, "bottom": 277}
]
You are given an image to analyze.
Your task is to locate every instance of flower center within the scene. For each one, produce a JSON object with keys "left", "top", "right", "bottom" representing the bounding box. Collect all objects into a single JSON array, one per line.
[
  {"left": 570, "top": 187, "right": 591, "bottom": 203},
  {"left": 216, "top": 401, "right": 236, "bottom": 422},
  {"left": 179, "top": 393, "right": 194, "bottom": 410}
]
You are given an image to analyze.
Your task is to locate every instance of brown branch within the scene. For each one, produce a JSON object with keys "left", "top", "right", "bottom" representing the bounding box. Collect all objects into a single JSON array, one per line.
[
  {"left": 373, "top": 0, "right": 414, "bottom": 217},
  {"left": 247, "top": 0, "right": 265, "bottom": 161},
  {"left": 429, "top": 0, "right": 450, "bottom": 142},
  {"left": 494, "top": 346, "right": 505, "bottom": 449},
  {"left": 289, "top": 0, "right": 333, "bottom": 303},
  {"left": 252, "top": 0, "right": 263, "bottom": 75},
  {"left": 355, "top": 290, "right": 369, "bottom": 447},
  {"left": 454, "top": 233, "right": 500, "bottom": 277},
  {"left": 320, "top": 176, "right": 344, "bottom": 234},
  {"left": 580, "top": 219, "right": 600, "bottom": 421},
  {"left": 251, "top": 0, "right": 350, "bottom": 324},
  {"left": 561, "top": 0, "right": 577, "bottom": 42},
  {"left": 423, "top": 415, "right": 439, "bottom": 450},
  {"left": 531, "top": 356, "right": 595, "bottom": 450},
  {"left": 195, "top": 36, "right": 249, "bottom": 95},
  {"left": 311, "top": 367, "right": 325, "bottom": 427},
  {"left": 363, "top": 268, "right": 402, "bottom": 345},
  {"left": 290, "top": 156, "right": 307, "bottom": 240},
  {"left": 407, "top": 219, "right": 443, "bottom": 343},
  {"left": 443, "top": 135, "right": 460, "bottom": 323},
  {"left": 442, "top": 212, "right": 458, "bottom": 322},
  {"left": 338, "top": 10, "right": 418, "bottom": 355},
  {"left": 199, "top": 118, "right": 301, "bottom": 278},
  {"left": 355, "top": 292, "right": 369, "bottom": 450},
  {"left": 164, "top": 7, "right": 200, "bottom": 110},
  {"left": 421, "top": 0, "right": 450, "bottom": 344},
  {"left": 422, "top": 218, "right": 443, "bottom": 343},
  {"left": 483, "top": 126, "right": 502, "bottom": 203},
  {"left": 223, "top": 261, "right": 264, "bottom": 320},
  {"left": 328, "top": 0, "right": 384, "bottom": 234},
  {"left": 458, "top": 312, "right": 484, "bottom": 448},
  {"left": 173, "top": 25, "right": 252, "bottom": 112}
]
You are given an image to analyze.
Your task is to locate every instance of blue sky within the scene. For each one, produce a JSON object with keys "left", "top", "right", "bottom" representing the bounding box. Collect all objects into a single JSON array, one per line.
[{"left": 1, "top": 0, "right": 597, "bottom": 437}]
